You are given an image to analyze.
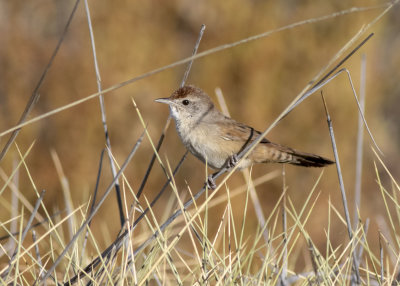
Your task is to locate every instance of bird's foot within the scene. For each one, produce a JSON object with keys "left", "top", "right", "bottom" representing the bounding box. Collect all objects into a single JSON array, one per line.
[
  {"left": 205, "top": 175, "right": 217, "bottom": 190},
  {"left": 226, "top": 154, "right": 239, "bottom": 169}
]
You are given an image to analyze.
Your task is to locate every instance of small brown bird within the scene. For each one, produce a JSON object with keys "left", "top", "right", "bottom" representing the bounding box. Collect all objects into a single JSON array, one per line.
[{"left": 156, "top": 85, "right": 334, "bottom": 186}]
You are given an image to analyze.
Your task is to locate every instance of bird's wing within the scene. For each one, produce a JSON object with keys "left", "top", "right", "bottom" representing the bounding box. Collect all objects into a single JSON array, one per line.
[{"left": 217, "top": 117, "right": 270, "bottom": 145}]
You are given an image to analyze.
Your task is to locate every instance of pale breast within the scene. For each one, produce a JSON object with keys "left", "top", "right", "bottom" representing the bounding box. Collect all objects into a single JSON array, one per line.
[{"left": 175, "top": 120, "right": 232, "bottom": 169}]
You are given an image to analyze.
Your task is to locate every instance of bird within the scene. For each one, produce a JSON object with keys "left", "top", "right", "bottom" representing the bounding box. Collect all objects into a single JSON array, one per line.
[{"left": 155, "top": 85, "right": 334, "bottom": 188}]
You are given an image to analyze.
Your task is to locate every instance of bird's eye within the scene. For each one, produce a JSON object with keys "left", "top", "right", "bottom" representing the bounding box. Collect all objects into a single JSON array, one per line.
[{"left": 182, "top": 99, "right": 190, "bottom": 105}]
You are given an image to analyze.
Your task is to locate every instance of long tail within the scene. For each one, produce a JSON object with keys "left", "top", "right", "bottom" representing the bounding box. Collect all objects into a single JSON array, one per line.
[
  {"left": 287, "top": 150, "right": 334, "bottom": 167},
  {"left": 253, "top": 142, "right": 335, "bottom": 167}
]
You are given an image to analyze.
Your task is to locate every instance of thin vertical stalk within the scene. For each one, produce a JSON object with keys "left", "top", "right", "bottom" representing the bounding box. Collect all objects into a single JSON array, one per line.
[
  {"left": 321, "top": 93, "right": 360, "bottom": 284},
  {"left": 353, "top": 54, "right": 366, "bottom": 228},
  {"left": 84, "top": 0, "right": 125, "bottom": 226}
]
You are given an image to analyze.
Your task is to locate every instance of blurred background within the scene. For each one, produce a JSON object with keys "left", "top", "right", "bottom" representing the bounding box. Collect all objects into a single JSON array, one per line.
[{"left": 0, "top": 0, "right": 399, "bottom": 264}]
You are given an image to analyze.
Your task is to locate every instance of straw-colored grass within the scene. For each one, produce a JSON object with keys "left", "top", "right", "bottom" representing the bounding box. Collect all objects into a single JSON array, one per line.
[
  {"left": 0, "top": 147, "right": 398, "bottom": 284},
  {"left": 0, "top": 1, "right": 399, "bottom": 285}
]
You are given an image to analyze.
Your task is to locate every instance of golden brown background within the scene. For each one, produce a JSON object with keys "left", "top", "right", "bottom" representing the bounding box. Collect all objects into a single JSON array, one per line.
[{"left": 1, "top": 0, "right": 399, "bottom": 257}]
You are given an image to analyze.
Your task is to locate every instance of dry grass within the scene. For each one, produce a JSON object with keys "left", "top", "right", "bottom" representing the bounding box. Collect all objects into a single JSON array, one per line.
[
  {"left": 0, "top": 144, "right": 399, "bottom": 284},
  {"left": 0, "top": 1, "right": 399, "bottom": 285}
]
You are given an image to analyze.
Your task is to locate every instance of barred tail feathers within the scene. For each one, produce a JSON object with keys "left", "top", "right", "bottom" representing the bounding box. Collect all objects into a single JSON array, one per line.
[{"left": 252, "top": 142, "right": 334, "bottom": 167}]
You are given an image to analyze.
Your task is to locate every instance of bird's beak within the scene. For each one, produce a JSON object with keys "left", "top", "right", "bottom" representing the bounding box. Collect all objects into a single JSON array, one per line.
[{"left": 155, "top": 97, "right": 172, "bottom": 105}]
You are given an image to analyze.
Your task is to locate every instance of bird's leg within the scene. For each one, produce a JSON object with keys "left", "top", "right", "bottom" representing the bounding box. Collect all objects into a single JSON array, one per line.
[
  {"left": 205, "top": 155, "right": 239, "bottom": 190},
  {"left": 206, "top": 174, "right": 217, "bottom": 190},
  {"left": 226, "top": 154, "right": 239, "bottom": 169}
]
